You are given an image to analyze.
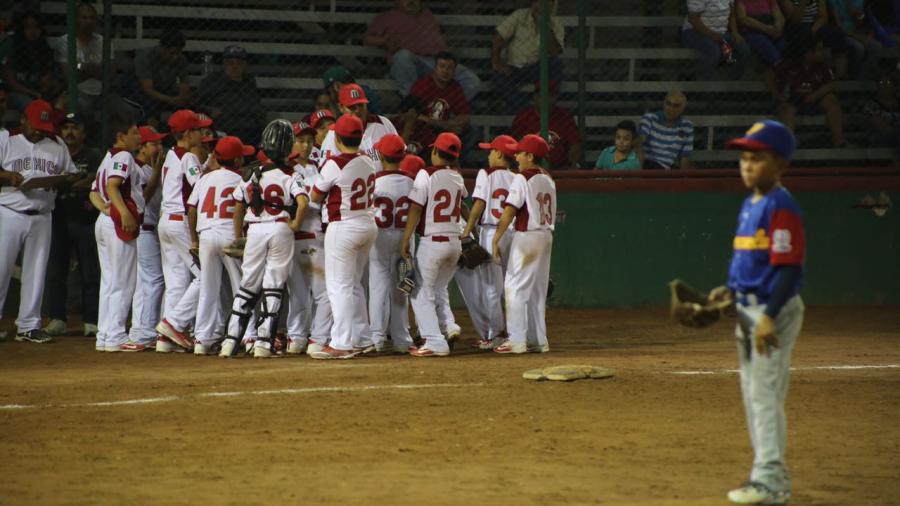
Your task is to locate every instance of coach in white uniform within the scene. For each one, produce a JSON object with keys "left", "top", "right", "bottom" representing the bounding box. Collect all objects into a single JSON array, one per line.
[{"left": 0, "top": 100, "right": 77, "bottom": 343}]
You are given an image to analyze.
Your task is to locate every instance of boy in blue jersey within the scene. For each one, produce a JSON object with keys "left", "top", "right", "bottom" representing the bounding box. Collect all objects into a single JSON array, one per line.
[{"left": 716, "top": 120, "right": 806, "bottom": 506}]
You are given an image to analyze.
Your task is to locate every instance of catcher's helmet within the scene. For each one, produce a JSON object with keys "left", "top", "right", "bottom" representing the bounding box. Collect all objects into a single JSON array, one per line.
[{"left": 259, "top": 119, "right": 295, "bottom": 164}]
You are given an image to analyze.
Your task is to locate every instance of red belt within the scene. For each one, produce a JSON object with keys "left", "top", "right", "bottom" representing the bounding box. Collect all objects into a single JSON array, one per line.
[
  {"left": 141, "top": 224, "right": 156, "bottom": 231},
  {"left": 251, "top": 217, "right": 288, "bottom": 224},
  {"left": 430, "top": 235, "right": 451, "bottom": 242},
  {"left": 168, "top": 214, "right": 184, "bottom": 222},
  {"left": 294, "top": 231, "right": 316, "bottom": 240}
]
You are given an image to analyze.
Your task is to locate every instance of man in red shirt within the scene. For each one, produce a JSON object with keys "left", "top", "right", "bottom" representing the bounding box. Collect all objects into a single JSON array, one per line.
[
  {"left": 771, "top": 35, "right": 848, "bottom": 147},
  {"left": 511, "top": 81, "right": 582, "bottom": 169}
]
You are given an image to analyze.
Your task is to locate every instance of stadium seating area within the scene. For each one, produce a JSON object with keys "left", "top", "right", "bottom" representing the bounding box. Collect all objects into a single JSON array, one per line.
[{"left": 40, "top": 0, "right": 899, "bottom": 167}]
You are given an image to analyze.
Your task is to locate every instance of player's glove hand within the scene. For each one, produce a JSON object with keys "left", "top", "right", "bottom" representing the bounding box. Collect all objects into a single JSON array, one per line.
[
  {"left": 669, "top": 279, "right": 734, "bottom": 328},
  {"left": 753, "top": 314, "right": 778, "bottom": 357},
  {"left": 223, "top": 237, "right": 246, "bottom": 259},
  {"left": 397, "top": 257, "right": 416, "bottom": 295},
  {"left": 459, "top": 236, "right": 490, "bottom": 269}
]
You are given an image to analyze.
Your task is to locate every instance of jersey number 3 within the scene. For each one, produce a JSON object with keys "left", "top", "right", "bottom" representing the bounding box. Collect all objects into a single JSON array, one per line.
[
  {"left": 374, "top": 196, "right": 411, "bottom": 229},
  {"left": 536, "top": 192, "right": 553, "bottom": 225}
]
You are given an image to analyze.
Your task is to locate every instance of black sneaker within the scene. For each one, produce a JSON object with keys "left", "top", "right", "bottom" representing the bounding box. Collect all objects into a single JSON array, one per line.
[{"left": 16, "top": 329, "right": 53, "bottom": 344}]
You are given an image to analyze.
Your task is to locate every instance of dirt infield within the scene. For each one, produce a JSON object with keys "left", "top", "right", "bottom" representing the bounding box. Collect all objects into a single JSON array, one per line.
[{"left": 1, "top": 307, "right": 898, "bottom": 506}]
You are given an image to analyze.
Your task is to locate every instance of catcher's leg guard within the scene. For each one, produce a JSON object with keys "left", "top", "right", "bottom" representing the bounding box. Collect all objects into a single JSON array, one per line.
[
  {"left": 255, "top": 287, "right": 285, "bottom": 341},
  {"left": 223, "top": 288, "right": 260, "bottom": 356}
]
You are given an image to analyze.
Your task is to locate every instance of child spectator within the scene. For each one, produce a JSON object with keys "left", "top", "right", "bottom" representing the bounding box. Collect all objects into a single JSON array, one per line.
[{"left": 596, "top": 120, "right": 641, "bottom": 170}]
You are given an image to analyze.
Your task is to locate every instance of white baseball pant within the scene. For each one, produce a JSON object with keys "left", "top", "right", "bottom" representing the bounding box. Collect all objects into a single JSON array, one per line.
[
  {"left": 95, "top": 214, "right": 137, "bottom": 347},
  {"left": 158, "top": 214, "right": 200, "bottom": 331},
  {"left": 129, "top": 228, "right": 164, "bottom": 345},
  {"left": 0, "top": 206, "right": 51, "bottom": 333},
  {"left": 504, "top": 230, "right": 552, "bottom": 348},
  {"left": 480, "top": 226, "right": 511, "bottom": 338},
  {"left": 287, "top": 234, "right": 332, "bottom": 345},
  {"left": 368, "top": 229, "right": 412, "bottom": 351},
  {"left": 324, "top": 219, "right": 377, "bottom": 351},
  {"left": 227, "top": 222, "right": 294, "bottom": 340},
  {"left": 196, "top": 228, "right": 241, "bottom": 345},
  {"left": 453, "top": 266, "right": 487, "bottom": 339},
  {"left": 411, "top": 237, "right": 461, "bottom": 353}
]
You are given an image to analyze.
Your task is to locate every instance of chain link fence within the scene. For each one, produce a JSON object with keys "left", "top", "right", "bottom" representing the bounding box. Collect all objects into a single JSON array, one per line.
[{"left": 2, "top": 0, "right": 899, "bottom": 168}]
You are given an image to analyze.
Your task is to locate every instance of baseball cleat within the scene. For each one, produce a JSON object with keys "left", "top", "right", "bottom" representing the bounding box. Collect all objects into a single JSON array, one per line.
[
  {"left": 309, "top": 346, "right": 358, "bottom": 360},
  {"left": 409, "top": 345, "right": 450, "bottom": 357},
  {"left": 472, "top": 338, "right": 495, "bottom": 350},
  {"left": 15, "top": 329, "right": 53, "bottom": 344},
  {"left": 94, "top": 338, "right": 105, "bottom": 352},
  {"left": 218, "top": 338, "right": 239, "bottom": 358},
  {"left": 727, "top": 482, "right": 790, "bottom": 505},
  {"left": 115, "top": 341, "right": 148, "bottom": 352},
  {"left": 253, "top": 340, "right": 274, "bottom": 359},
  {"left": 43, "top": 319, "right": 67, "bottom": 336},
  {"left": 155, "top": 336, "right": 186, "bottom": 353},
  {"left": 354, "top": 343, "right": 377, "bottom": 355},
  {"left": 305, "top": 341, "right": 326, "bottom": 356},
  {"left": 83, "top": 323, "right": 98, "bottom": 337},
  {"left": 527, "top": 343, "right": 550, "bottom": 353},
  {"left": 287, "top": 338, "right": 308, "bottom": 355},
  {"left": 155, "top": 319, "right": 192, "bottom": 349},
  {"left": 194, "top": 341, "right": 220, "bottom": 356},
  {"left": 493, "top": 340, "right": 527, "bottom": 354}
]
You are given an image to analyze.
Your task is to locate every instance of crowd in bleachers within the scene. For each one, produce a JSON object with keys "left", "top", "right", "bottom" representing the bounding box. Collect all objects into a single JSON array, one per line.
[{"left": 1, "top": 0, "right": 900, "bottom": 168}]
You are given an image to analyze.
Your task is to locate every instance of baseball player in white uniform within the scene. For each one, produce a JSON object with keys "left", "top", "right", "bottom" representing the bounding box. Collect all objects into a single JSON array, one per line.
[
  {"left": 400, "top": 133, "right": 467, "bottom": 357},
  {"left": 155, "top": 109, "right": 211, "bottom": 351},
  {"left": 460, "top": 135, "right": 518, "bottom": 349},
  {"left": 187, "top": 136, "right": 255, "bottom": 355},
  {"left": 128, "top": 126, "right": 167, "bottom": 348},
  {"left": 0, "top": 100, "right": 77, "bottom": 344},
  {"left": 491, "top": 135, "right": 556, "bottom": 354},
  {"left": 308, "top": 114, "right": 378, "bottom": 360},
  {"left": 318, "top": 84, "right": 397, "bottom": 171},
  {"left": 285, "top": 122, "right": 331, "bottom": 355},
  {"left": 308, "top": 109, "right": 335, "bottom": 167},
  {"left": 220, "top": 120, "right": 309, "bottom": 359},
  {"left": 89, "top": 119, "right": 145, "bottom": 352},
  {"left": 369, "top": 134, "right": 416, "bottom": 353}
]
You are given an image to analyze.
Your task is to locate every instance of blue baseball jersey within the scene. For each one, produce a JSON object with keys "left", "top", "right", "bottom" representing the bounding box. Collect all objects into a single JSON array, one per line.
[{"left": 727, "top": 186, "right": 805, "bottom": 301}]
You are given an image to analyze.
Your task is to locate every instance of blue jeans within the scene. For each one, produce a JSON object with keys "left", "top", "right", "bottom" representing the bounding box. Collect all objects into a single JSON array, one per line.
[
  {"left": 742, "top": 30, "right": 785, "bottom": 67},
  {"left": 391, "top": 49, "right": 482, "bottom": 102},
  {"left": 680, "top": 29, "right": 750, "bottom": 80},
  {"left": 490, "top": 56, "right": 564, "bottom": 113}
]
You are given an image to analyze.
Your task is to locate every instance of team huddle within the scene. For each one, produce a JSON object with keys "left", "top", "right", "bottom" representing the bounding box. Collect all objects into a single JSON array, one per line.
[{"left": 0, "top": 83, "right": 557, "bottom": 359}]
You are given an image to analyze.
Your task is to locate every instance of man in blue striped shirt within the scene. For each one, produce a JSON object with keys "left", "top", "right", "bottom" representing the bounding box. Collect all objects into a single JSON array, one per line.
[{"left": 637, "top": 91, "right": 695, "bottom": 170}]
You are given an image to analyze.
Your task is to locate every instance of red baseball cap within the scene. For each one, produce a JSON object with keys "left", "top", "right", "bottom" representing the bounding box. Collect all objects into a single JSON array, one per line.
[
  {"left": 309, "top": 109, "right": 336, "bottom": 129},
  {"left": 478, "top": 134, "right": 517, "bottom": 158},
  {"left": 373, "top": 134, "right": 407, "bottom": 158},
  {"left": 293, "top": 121, "right": 316, "bottom": 137},
  {"left": 430, "top": 132, "right": 462, "bottom": 158},
  {"left": 110, "top": 199, "right": 141, "bottom": 241},
  {"left": 168, "top": 109, "right": 213, "bottom": 133},
  {"left": 215, "top": 136, "right": 255, "bottom": 161},
  {"left": 400, "top": 154, "right": 426, "bottom": 177},
  {"left": 339, "top": 84, "right": 369, "bottom": 107},
  {"left": 507, "top": 134, "right": 550, "bottom": 159},
  {"left": 139, "top": 126, "right": 167, "bottom": 144},
  {"left": 24, "top": 100, "right": 56, "bottom": 135},
  {"left": 331, "top": 114, "right": 364, "bottom": 138}
]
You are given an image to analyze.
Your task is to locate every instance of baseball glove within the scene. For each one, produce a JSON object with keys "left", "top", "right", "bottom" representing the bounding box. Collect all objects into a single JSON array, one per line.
[
  {"left": 397, "top": 257, "right": 416, "bottom": 295},
  {"left": 458, "top": 236, "right": 490, "bottom": 269},
  {"left": 223, "top": 237, "right": 247, "bottom": 259},
  {"left": 669, "top": 279, "right": 735, "bottom": 328}
]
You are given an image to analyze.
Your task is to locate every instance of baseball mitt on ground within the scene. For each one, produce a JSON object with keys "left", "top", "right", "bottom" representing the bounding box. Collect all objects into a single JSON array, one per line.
[
  {"left": 223, "top": 237, "right": 247, "bottom": 259},
  {"left": 669, "top": 279, "right": 734, "bottom": 328}
]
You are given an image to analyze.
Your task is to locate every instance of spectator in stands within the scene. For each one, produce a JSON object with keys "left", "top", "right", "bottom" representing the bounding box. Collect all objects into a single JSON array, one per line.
[
  {"left": 196, "top": 45, "right": 264, "bottom": 146},
  {"left": 772, "top": 35, "right": 849, "bottom": 147},
  {"left": 637, "top": 91, "right": 694, "bottom": 170},
  {"left": 595, "top": 120, "right": 641, "bottom": 170},
  {"left": 780, "top": 0, "right": 852, "bottom": 78},
  {"left": 132, "top": 29, "right": 190, "bottom": 123},
  {"left": 364, "top": 0, "right": 481, "bottom": 101},
  {"left": 1, "top": 11, "right": 62, "bottom": 112},
  {"left": 43, "top": 112, "right": 102, "bottom": 338},
  {"left": 863, "top": 73, "right": 900, "bottom": 146},
  {"left": 681, "top": 0, "right": 752, "bottom": 80},
  {"left": 735, "top": 0, "right": 786, "bottom": 70},
  {"left": 511, "top": 81, "right": 582, "bottom": 169},
  {"left": 492, "top": 0, "right": 565, "bottom": 112},
  {"left": 405, "top": 52, "right": 471, "bottom": 154},
  {"left": 830, "top": 0, "right": 885, "bottom": 78},
  {"left": 321, "top": 66, "right": 382, "bottom": 115}
]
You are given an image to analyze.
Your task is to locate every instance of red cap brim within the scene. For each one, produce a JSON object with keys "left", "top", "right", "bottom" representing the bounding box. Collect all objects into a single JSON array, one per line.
[
  {"left": 477, "top": 142, "right": 494, "bottom": 150},
  {"left": 725, "top": 138, "right": 773, "bottom": 152}
]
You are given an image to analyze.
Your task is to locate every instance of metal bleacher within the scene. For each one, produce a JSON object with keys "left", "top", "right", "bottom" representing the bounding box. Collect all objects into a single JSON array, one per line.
[{"left": 41, "top": 0, "right": 897, "bottom": 166}]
